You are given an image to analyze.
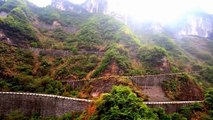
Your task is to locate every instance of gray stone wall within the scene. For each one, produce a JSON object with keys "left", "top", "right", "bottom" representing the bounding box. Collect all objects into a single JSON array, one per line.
[
  {"left": 29, "top": 48, "right": 104, "bottom": 57},
  {"left": 129, "top": 74, "right": 178, "bottom": 86},
  {"left": 63, "top": 74, "right": 178, "bottom": 89},
  {"left": 0, "top": 92, "right": 203, "bottom": 116},
  {"left": 144, "top": 101, "right": 203, "bottom": 113},
  {"left": 63, "top": 80, "right": 89, "bottom": 89},
  {"left": 0, "top": 92, "right": 91, "bottom": 117}
]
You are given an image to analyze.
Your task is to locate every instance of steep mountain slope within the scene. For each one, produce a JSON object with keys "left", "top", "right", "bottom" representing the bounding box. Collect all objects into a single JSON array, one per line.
[
  {"left": 1, "top": 0, "right": 213, "bottom": 119},
  {"left": 0, "top": 0, "right": 144, "bottom": 95},
  {"left": 0, "top": 0, "right": 211, "bottom": 102},
  {"left": 0, "top": 0, "right": 37, "bottom": 47}
]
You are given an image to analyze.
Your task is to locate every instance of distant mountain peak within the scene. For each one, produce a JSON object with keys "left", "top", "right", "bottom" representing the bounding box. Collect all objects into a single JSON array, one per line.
[
  {"left": 83, "top": 0, "right": 108, "bottom": 13},
  {"left": 51, "top": 0, "right": 87, "bottom": 13},
  {"left": 51, "top": 0, "right": 108, "bottom": 13},
  {"left": 51, "top": 0, "right": 66, "bottom": 11},
  {"left": 31, "top": 0, "right": 213, "bottom": 40}
]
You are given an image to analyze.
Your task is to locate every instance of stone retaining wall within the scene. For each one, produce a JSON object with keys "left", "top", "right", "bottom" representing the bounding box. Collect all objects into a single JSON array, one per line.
[
  {"left": 0, "top": 92, "right": 91, "bottom": 117},
  {"left": 63, "top": 74, "right": 180, "bottom": 89},
  {"left": 29, "top": 48, "right": 104, "bottom": 57},
  {"left": 0, "top": 92, "right": 203, "bottom": 117},
  {"left": 63, "top": 80, "right": 89, "bottom": 89},
  {"left": 129, "top": 74, "right": 178, "bottom": 86},
  {"left": 144, "top": 101, "right": 203, "bottom": 113}
]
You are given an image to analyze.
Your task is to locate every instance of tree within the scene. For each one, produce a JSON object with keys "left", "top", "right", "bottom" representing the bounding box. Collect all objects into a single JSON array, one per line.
[
  {"left": 202, "top": 66, "right": 213, "bottom": 83},
  {"left": 139, "top": 46, "right": 168, "bottom": 66},
  {"left": 87, "top": 85, "right": 157, "bottom": 120},
  {"left": 205, "top": 88, "right": 213, "bottom": 110}
]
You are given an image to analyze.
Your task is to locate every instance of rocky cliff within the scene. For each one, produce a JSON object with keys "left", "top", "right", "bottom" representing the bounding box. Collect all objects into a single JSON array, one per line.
[
  {"left": 51, "top": 0, "right": 108, "bottom": 13},
  {"left": 83, "top": 0, "right": 108, "bottom": 13},
  {"left": 51, "top": 0, "right": 87, "bottom": 13},
  {"left": 50, "top": 0, "right": 213, "bottom": 39},
  {"left": 178, "top": 13, "right": 213, "bottom": 39}
]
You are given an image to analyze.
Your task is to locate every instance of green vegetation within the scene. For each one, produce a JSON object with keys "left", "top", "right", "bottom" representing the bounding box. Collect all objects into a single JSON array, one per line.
[
  {"left": 77, "top": 15, "right": 122, "bottom": 44},
  {"left": 162, "top": 77, "right": 181, "bottom": 100},
  {"left": 55, "top": 55, "right": 99, "bottom": 79},
  {"left": 37, "top": 59, "right": 51, "bottom": 76},
  {"left": 82, "top": 85, "right": 157, "bottom": 120},
  {"left": 139, "top": 34, "right": 206, "bottom": 73},
  {"left": 179, "top": 103, "right": 204, "bottom": 119},
  {"left": 138, "top": 45, "right": 168, "bottom": 74},
  {"left": 51, "top": 28, "right": 71, "bottom": 41},
  {"left": 0, "top": 0, "right": 37, "bottom": 46},
  {"left": 181, "top": 40, "right": 212, "bottom": 62},
  {"left": 205, "top": 88, "right": 213, "bottom": 110},
  {"left": 162, "top": 73, "right": 203, "bottom": 100},
  {"left": 152, "top": 34, "right": 177, "bottom": 52},
  {"left": 202, "top": 88, "right": 213, "bottom": 119},
  {"left": 81, "top": 85, "right": 189, "bottom": 120},
  {"left": 0, "top": 0, "right": 213, "bottom": 119},
  {"left": 0, "top": 76, "right": 78, "bottom": 96},
  {"left": 32, "top": 6, "right": 90, "bottom": 27},
  {"left": 139, "top": 46, "right": 167, "bottom": 66},
  {"left": 0, "top": 43, "right": 80, "bottom": 96},
  {"left": 92, "top": 44, "right": 130, "bottom": 77},
  {"left": 201, "top": 66, "right": 213, "bottom": 84},
  {"left": 0, "top": 0, "right": 26, "bottom": 12},
  {"left": 0, "top": 42, "right": 34, "bottom": 77},
  {"left": 75, "top": 15, "right": 140, "bottom": 50}
]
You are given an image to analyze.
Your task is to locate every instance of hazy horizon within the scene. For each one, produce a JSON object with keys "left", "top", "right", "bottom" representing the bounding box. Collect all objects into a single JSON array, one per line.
[{"left": 28, "top": 0, "right": 213, "bottom": 24}]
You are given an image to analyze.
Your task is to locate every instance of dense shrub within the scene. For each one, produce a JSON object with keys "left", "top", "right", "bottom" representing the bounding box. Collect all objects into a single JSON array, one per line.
[
  {"left": 205, "top": 88, "right": 213, "bottom": 110},
  {"left": 32, "top": 6, "right": 90, "bottom": 26},
  {"left": 179, "top": 103, "right": 204, "bottom": 119},
  {"left": 170, "top": 113, "right": 187, "bottom": 120},
  {"left": 0, "top": 0, "right": 37, "bottom": 45},
  {"left": 30, "top": 77, "right": 64, "bottom": 95},
  {"left": 162, "top": 73, "right": 203, "bottom": 100},
  {"left": 201, "top": 66, "right": 213, "bottom": 83},
  {"left": 152, "top": 34, "right": 176, "bottom": 51},
  {"left": 92, "top": 44, "right": 130, "bottom": 77},
  {"left": 0, "top": 43, "right": 34, "bottom": 77},
  {"left": 55, "top": 55, "right": 99, "bottom": 79},
  {"left": 75, "top": 15, "right": 140, "bottom": 50},
  {"left": 37, "top": 60, "right": 51, "bottom": 76},
  {"left": 153, "top": 108, "right": 171, "bottom": 120},
  {"left": 139, "top": 46, "right": 168, "bottom": 66},
  {"left": 85, "top": 85, "right": 157, "bottom": 120}
]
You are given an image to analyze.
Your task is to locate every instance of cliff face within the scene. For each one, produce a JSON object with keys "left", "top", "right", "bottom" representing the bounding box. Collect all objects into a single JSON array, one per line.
[
  {"left": 83, "top": 0, "right": 108, "bottom": 13},
  {"left": 51, "top": 0, "right": 108, "bottom": 13},
  {"left": 178, "top": 13, "right": 213, "bottom": 39},
  {"left": 51, "top": 0, "right": 87, "bottom": 13},
  {"left": 41, "top": 0, "right": 213, "bottom": 39}
]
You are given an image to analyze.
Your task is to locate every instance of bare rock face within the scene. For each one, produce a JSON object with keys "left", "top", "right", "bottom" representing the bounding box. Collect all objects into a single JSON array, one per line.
[
  {"left": 51, "top": 0, "right": 108, "bottom": 13},
  {"left": 50, "top": 0, "right": 213, "bottom": 40},
  {"left": 0, "top": 11, "right": 8, "bottom": 18},
  {"left": 51, "top": 0, "right": 87, "bottom": 13},
  {"left": 51, "top": 0, "right": 65, "bottom": 10},
  {"left": 52, "top": 20, "right": 61, "bottom": 28},
  {"left": 83, "top": 0, "right": 108, "bottom": 13},
  {"left": 0, "top": 31, "right": 12, "bottom": 45},
  {"left": 178, "top": 13, "right": 213, "bottom": 39}
]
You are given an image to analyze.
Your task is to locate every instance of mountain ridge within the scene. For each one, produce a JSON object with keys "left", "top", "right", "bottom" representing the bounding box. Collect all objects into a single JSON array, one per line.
[
  {"left": 0, "top": 0, "right": 212, "bottom": 119},
  {"left": 50, "top": 0, "right": 213, "bottom": 39}
]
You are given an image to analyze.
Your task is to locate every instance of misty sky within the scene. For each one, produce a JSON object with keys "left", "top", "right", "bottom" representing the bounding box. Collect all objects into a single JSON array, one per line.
[
  {"left": 28, "top": 0, "right": 213, "bottom": 23},
  {"left": 28, "top": 0, "right": 86, "bottom": 7}
]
